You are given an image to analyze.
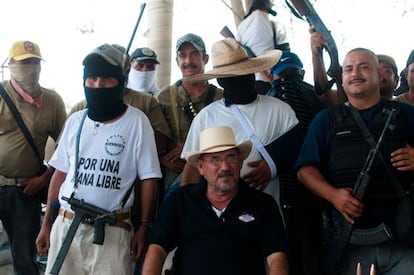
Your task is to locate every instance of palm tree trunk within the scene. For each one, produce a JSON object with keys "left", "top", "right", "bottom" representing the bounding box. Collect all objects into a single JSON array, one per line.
[{"left": 146, "top": 0, "right": 174, "bottom": 89}]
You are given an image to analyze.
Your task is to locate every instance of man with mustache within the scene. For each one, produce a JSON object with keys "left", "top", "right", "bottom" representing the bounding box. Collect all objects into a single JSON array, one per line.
[
  {"left": 297, "top": 48, "right": 414, "bottom": 274},
  {"left": 156, "top": 33, "right": 222, "bottom": 195},
  {"left": 142, "top": 126, "right": 289, "bottom": 275},
  {"left": 0, "top": 40, "right": 66, "bottom": 274}
]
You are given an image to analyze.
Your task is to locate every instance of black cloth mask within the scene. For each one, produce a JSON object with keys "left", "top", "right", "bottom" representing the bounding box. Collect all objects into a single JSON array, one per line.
[
  {"left": 83, "top": 56, "right": 126, "bottom": 122},
  {"left": 217, "top": 74, "right": 257, "bottom": 106},
  {"left": 84, "top": 84, "right": 126, "bottom": 122}
]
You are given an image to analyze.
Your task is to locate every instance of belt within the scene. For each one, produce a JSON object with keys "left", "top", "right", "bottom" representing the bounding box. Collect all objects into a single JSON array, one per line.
[
  {"left": 58, "top": 208, "right": 132, "bottom": 231},
  {"left": 0, "top": 175, "right": 29, "bottom": 186}
]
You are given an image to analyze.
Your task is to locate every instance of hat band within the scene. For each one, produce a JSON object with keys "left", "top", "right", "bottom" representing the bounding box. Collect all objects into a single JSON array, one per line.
[
  {"left": 200, "top": 143, "right": 237, "bottom": 154},
  {"left": 213, "top": 57, "right": 249, "bottom": 69},
  {"left": 201, "top": 143, "right": 236, "bottom": 153}
]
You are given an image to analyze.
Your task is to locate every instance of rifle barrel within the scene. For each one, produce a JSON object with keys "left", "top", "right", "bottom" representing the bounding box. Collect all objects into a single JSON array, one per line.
[{"left": 126, "top": 3, "right": 147, "bottom": 56}]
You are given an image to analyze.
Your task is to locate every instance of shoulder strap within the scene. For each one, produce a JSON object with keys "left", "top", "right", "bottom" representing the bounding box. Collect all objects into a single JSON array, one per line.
[
  {"left": 72, "top": 111, "right": 132, "bottom": 208},
  {"left": 348, "top": 105, "right": 406, "bottom": 198},
  {"left": 168, "top": 83, "right": 181, "bottom": 142},
  {"left": 0, "top": 84, "right": 42, "bottom": 164},
  {"left": 271, "top": 21, "right": 277, "bottom": 49},
  {"left": 230, "top": 105, "right": 277, "bottom": 178}
]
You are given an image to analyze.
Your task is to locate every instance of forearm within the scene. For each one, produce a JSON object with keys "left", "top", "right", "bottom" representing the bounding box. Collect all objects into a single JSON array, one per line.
[
  {"left": 142, "top": 244, "right": 167, "bottom": 275},
  {"left": 41, "top": 166, "right": 55, "bottom": 185},
  {"left": 42, "top": 169, "right": 66, "bottom": 228},
  {"left": 312, "top": 50, "right": 329, "bottom": 94},
  {"left": 154, "top": 131, "right": 168, "bottom": 157},
  {"left": 267, "top": 252, "right": 289, "bottom": 275},
  {"left": 297, "top": 165, "right": 337, "bottom": 204},
  {"left": 139, "top": 179, "right": 158, "bottom": 222},
  {"left": 180, "top": 162, "right": 201, "bottom": 186}
]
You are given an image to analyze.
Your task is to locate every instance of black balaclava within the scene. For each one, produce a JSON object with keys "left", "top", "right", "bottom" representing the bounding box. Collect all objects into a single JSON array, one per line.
[
  {"left": 217, "top": 74, "right": 257, "bottom": 107},
  {"left": 83, "top": 55, "right": 126, "bottom": 122}
]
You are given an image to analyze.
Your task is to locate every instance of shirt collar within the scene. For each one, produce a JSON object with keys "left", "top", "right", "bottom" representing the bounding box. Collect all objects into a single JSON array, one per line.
[{"left": 11, "top": 79, "right": 43, "bottom": 109}]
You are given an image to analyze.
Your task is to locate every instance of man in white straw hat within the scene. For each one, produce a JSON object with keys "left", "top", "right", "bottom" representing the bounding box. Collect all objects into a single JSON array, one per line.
[
  {"left": 142, "top": 126, "right": 289, "bottom": 275},
  {"left": 180, "top": 38, "right": 300, "bottom": 204}
]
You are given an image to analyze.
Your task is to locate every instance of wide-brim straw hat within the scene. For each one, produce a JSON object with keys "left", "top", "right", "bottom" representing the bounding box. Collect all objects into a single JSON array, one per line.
[
  {"left": 184, "top": 37, "right": 282, "bottom": 82},
  {"left": 185, "top": 126, "right": 252, "bottom": 167}
]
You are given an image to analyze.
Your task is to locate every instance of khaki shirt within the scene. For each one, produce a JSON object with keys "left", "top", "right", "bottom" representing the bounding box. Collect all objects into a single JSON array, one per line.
[
  {"left": 157, "top": 82, "right": 223, "bottom": 150},
  {"left": 0, "top": 80, "right": 67, "bottom": 177}
]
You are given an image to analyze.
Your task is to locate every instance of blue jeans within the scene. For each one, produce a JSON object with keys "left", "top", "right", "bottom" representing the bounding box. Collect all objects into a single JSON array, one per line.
[
  {"left": 341, "top": 241, "right": 414, "bottom": 275},
  {"left": 0, "top": 186, "right": 41, "bottom": 275}
]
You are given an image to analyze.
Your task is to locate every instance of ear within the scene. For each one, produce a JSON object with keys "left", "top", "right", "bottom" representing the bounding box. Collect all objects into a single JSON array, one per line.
[
  {"left": 196, "top": 159, "right": 205, "bottom": 176},
  {"left": 203, "top": 54, "right": 209, "bottom": 65}
]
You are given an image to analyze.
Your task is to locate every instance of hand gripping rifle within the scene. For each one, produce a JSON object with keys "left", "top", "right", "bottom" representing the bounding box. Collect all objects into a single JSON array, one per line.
[
  {"left": 323, "top": 108, "right": 395, "bottom": 274},
  {"left": 50, "top": 195, "right": 117, "bottom": 275},
  {"left": 285, "top": 0, "right": 346, "bottom": 103}
]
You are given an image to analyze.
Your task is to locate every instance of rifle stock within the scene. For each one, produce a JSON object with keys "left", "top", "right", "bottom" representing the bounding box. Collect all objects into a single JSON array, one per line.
[
  {"left": 287, "top": 0, "right": 346, "bottom": 102},
  {"left": 220, "top": 26, "right": 235, "bottom": 39}
]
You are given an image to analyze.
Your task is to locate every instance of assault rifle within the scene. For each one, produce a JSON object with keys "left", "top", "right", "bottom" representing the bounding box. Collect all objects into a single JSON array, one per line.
[
  {"left": 285, "top": 0, "right": 346, "bottom": 102},
  {"left": 323, "top": 108, "right": 395, "bottom": 274},
  {"left": 50, "top": 195, "right": 117, "bottom": 275}
]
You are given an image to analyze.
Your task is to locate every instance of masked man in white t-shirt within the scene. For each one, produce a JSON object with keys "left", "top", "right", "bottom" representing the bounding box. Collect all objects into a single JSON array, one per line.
[{"left": 36, "top": 44, "right": 161, "bottom": 275}]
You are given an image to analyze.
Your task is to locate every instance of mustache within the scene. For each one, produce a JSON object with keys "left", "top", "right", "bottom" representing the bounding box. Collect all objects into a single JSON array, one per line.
[
  {"left": 349, "top": 77, "right": 366, "bottom": 84},
  {"left": 217, "top": 170, "right": 233, "bottom": 178},
  {"left": 183, "top": 64, "right": 197, "bottom": 69}
]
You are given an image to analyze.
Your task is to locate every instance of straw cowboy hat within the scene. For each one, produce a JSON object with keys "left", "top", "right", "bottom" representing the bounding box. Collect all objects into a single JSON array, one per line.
[
  {"left": 185, "top": 126, "right": 252, "bottom": 166},
  {"left": 185, "top": 37, "right": 282, "bottom": 82}
]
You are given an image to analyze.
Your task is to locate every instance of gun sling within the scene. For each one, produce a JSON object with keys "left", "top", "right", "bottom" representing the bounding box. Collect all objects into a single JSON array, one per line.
[{"left": 58, "top": 208, "right": 132, "bottom": 231}]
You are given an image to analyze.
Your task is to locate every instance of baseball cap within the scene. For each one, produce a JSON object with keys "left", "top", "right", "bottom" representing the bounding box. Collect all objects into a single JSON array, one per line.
[
  {"left": 270, "top": 51, "right": 303, "bottom": 76},
  {"left": 8, "top": 41, "right": 42, "bottom": 61},
  {"left": 130, "top": 47, "right": 160, "bottom": 64},
  {"left": 176, "top": 33, "right": 206, "bottom": 55},
  {"left": 406, "top": 50, "right": 414, "bottom": 67},
  {"left": 377, "top": 54, "right": 398, "bottom": 74},
  {"left": 82, "top": 44, "right": 124, "bottom": 67}
]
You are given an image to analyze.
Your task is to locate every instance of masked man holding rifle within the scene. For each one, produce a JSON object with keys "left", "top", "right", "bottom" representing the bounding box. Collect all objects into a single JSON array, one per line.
[
  {"left": 36, "top": 44, "right": 161, "bottom": 275},
  {"left": 296, "top": 48, "right": 414, "bottom": 274}
]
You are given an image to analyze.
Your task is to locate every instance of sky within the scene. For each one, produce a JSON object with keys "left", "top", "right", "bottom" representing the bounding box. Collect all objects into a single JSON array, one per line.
[{"left": 0, "top": 0, "right": 413, "bottom": 107}]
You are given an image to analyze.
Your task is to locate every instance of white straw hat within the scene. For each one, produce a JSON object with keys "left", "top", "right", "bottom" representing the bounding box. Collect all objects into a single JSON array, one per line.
[
  {"left": 185, "top": 126, "right": 252, "bottom": 166},
  {"left": 184, "top": 38, "right": 282, "bottom": 81}
]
